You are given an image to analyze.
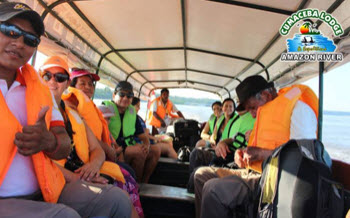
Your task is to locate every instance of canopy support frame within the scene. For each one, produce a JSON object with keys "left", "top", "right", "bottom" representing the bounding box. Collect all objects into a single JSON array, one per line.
[{"left": 139, "top": 80, "right": 231, "bottom": 98}]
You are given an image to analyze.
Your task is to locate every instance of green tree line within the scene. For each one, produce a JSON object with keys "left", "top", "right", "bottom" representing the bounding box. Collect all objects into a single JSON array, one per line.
[{"left": 94, "top": 87, "right": 113, "bottom": 100}]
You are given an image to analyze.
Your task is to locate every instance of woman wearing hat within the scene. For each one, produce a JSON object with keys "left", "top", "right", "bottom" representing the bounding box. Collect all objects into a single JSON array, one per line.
[{"left": 40, "top": 57, "right": 143, "bottom": 218}]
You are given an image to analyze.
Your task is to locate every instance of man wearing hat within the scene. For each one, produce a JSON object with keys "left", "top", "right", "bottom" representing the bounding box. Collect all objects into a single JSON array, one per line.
[
  {"left": 0, "top": 3, "right": 131, "bottom": 217},
  {"left": 195, "top": 75, "right": 322, "bottom": 218},
  {"left": 104, "top": 81, "right": 161, "bottom": 183}
]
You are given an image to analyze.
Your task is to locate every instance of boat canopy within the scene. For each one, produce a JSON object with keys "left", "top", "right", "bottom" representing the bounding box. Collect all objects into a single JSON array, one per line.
[{"left": 7, "top": 0, "right": 350, "bottom": 99}]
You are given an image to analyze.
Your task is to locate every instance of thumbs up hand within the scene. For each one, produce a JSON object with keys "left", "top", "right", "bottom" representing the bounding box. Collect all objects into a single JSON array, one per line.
[{"left": 14, "top": 106, "right": 56, "bottom": 156}]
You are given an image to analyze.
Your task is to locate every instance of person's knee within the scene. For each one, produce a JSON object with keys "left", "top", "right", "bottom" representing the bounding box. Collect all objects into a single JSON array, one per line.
[
  {"left": 202, "top": 177, "right": 220, "bottom": 194},
  {"left": 126, "top": 146, "right": 146, "bottom": 161},
  {"left": 190, "top": 148, "right": 199, "bottom": 162},
  {"left": 196, "top": 140, "right": 205, "bottom": 148},
  {"left": 194, "top": 167, "right": 210, "bottom": 181},
  {"left": 105, "top": 187, "right": 132, "bottom": 218},
  {"left": 150, "top": 145, "right": 161, "bottom": 157},
  {"left": 53, "top": 204, "right": 80, "bottom": 218}
]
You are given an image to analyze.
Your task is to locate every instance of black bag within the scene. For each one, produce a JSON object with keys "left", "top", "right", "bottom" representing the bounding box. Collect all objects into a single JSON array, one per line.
[
  {"left": 257, "top": 139, "right": 344, "bottom": 218},
  {"left": 211, "top": 132, "right": 248, "bottom": 168},
  {"left": 177, "top": 146, "right": 191, "bottom": 162},
  {"left": 174, "top": 119, "right": 200, "bottom": 148}
]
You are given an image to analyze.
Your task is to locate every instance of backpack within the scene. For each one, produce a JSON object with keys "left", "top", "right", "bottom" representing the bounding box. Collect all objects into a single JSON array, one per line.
[
  {"left": 177, "top": 146, "right": 191, "bottom": 162},
  {"left": 174, "top": 119, "right": 201, "bottom": 148},
  {"left": 257, "top": 139, "right": 344, "bottom": 218}
]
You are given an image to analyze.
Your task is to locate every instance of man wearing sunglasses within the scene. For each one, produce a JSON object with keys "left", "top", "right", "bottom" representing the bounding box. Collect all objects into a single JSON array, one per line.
[
  {"left": 103, "top": 81, "right": 161, "bottom": 183},
  {"left": 0, "top": 2, "right": 131, "bottom": 218}
]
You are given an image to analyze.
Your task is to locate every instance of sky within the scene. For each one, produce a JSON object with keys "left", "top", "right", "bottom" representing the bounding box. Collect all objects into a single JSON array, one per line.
[
  {"left": 302, "top": 62, "right": 350, "bottom": 112},
  {"left": 33, "top": 51, "right": 350, "bottom": 112}
]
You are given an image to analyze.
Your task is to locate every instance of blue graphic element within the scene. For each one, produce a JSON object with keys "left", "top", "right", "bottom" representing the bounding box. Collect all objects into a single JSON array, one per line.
[{"left": 287, "top": 34, "right": 336, "bottom": 52}]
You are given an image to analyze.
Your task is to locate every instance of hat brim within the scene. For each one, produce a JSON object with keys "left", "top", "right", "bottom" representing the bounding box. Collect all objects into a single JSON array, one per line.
[
  {"left": 39, "top": 64, "right": 69, "bottom": 76},
  {"left": 0, "top": 10, "right": 44, "bottom": 36},
  {"left": 236, "top": 103, "right": 245, "bottom": 112},
  {"left": 71, "top": 72, "right": 100, "bottom": 82},
  {"left": 102, "top": 112, "right": 115, "bottom": 118},
  {"left": 235, "top": 81, "right": 274, "bottom": 112}
]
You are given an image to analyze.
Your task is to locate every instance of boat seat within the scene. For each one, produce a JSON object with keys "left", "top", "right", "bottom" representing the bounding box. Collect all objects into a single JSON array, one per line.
[
  {"left": 139, "top": 183, "right": 195, "bottom": 218},
  {"left": 332, "top": 159, "right": 350, "bottom": 190},
  {"left": 332, "top": 159, "right": 350, "bottom": 216},
  {"left": 149, "top": 157, "right": 190, "bottom": 187}
]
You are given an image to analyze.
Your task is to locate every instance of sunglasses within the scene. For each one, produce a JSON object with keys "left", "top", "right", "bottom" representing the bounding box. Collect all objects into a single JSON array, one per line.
[
  {"left": 0, "top": 23, "right": 40, "bottom": 47},
  {"left": 43, "top": 72, "right": 69, "bottom": 83},
  {"left": 117, "top": 92, "right": 134, "bottom": 99}
]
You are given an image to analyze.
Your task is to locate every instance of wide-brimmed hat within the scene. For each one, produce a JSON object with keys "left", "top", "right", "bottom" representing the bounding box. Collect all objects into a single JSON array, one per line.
[
  {"left": 0, "top": 2, "right": 44, "bottom": 36},
  {"left": 235, "top": 75, "right": 274, "bottom": 111},
  {"left": 70, "top": 69, "right": 100, "bottom": 82}
]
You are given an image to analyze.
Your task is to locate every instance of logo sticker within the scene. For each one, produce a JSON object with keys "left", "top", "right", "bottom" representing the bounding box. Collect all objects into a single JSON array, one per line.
[
  {"left": 280, "top": 9, "right": 343, "bottom": 62},
  {"left": 14, "top": 3, "right": 30, "bottom": 11}
]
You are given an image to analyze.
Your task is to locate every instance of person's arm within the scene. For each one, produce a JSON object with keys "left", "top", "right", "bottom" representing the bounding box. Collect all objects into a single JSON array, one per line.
[
  {"left": 136, "top": 133, "right": 151, "bottom": 155},
  {"left": 171, "top": 103, "right": 184, "bottom": 118},
  {"left": 14, "top": 106, "right": 71, "bottom": 160},
  {"left": 150, "top": 100, "right": 166, "bottom": 127},
  {"left": 200, "top": 122, "right": 211, "bottom": 140},
  {"left": 215, "top": 138, "right": 234, "bottom": 158},
  {"left": 56, "top": 163, "right": 108, "bottom": 184},
  {"left": 209, "top": 124, "right": 218, "bottom": 145},
  {"left": 63, "top": 95, "right": 79, "bottom": 110},
  {"left": 242, "top": 147, "right": 273, "bottom": 167},
  {"left": 135, "top": 116, "right": 150, "bottom": 153},
  {"left": 290, "top": 101, "right": 317, "bottom": 139},
  {"left": 144, "top": 128, "right": 158, "bottom": 141},
  {"left": 98, "top": 139, "right": 118, "bottom": 162},
  {"left": 153, "top": 112, "right": 166, "bottom": 127},
  {"left": 138, "top": 133, "right": 150, "bottom": 147},
  {"left": 75, "top": 122, "right": 105, "bottom": 181},
  {"left": 176, "top": 111, "right": 185, "bottom": 119}
]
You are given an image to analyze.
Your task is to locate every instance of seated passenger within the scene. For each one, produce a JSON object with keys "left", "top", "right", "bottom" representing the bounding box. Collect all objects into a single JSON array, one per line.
[
  {"left": 196, "top": 101, "right": 222, "bottom": 148},
  {"left": 188, "top": 100, "right": 254, "bottom": 193},
  {"left": 63, "top": 68, "right": 119, "bottom": 162},
  {"left": 40, "top": 57, "right": 141, "bottom": 218},
  {"left": 147, "top": 88, "right": 185, "bottom": 134},
  {"left": 40, "top": 60, "right": 143, "bottom": 218},
  {"left": 103, "top": 81, "right": 161, "bottom": 183},
  {"left": 195, "top": 75, "right": 326, "bottom": 218},
  {"left": 213, "top": 109, "right": 255, "bottom": 165},
  {"left": 132, "top": 97, "right": 177, "bottom": 159},
  {"left": 0, "top": 3, "right": 131, "bottom": 217},
  {"left": 66, "top": 68, "right": 138, "bottom": 177},
  {"left": 209, "top": 98, "right": 240, "bottom": 146},
  {"left": 98, "top": 104, "right": 124, "bottom": 161}
]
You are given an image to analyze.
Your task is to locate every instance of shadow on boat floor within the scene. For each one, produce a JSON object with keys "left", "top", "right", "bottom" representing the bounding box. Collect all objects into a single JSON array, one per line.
[{"left": 140, "top": 157, "right": 194, "bottom": 218}]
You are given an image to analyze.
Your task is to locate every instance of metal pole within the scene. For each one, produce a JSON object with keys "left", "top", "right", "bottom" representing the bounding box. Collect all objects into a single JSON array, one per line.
[{"left": 318, "top": 62, "right": 324, "bottom": 141}]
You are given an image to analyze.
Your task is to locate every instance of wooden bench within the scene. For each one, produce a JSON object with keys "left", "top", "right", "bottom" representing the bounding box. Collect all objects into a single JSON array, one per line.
[
  {"left": 332, "top": 159, "right": 350, "bottom": 216},
  {"left": 149, "top": 157, "right": 190, "bottom": 188},
  {"left": 139, "top": 183, "right": 195, "bottom": 218}
]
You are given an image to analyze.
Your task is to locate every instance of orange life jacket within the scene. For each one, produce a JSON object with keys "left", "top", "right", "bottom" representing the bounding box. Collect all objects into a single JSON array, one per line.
[
  {"left": 147, "top": 96, "right": 179, "bottom": 128},
  {"left": 57, "top": 106, "right": 125, "bottom": 183},
  {"left": 62, "top": 87, "right": 111, "bottom": 146},
  {"left": 0, "top": 64, "right": 65, "bottom": 203},
  {"left": 248, "top": 84, "right": 318, "bottom": 173}
]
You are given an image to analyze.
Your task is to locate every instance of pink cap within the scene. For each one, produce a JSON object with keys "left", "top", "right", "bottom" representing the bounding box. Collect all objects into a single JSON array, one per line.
[{"left": 70, "top": 69, "right": 100, "bottom": 81}]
